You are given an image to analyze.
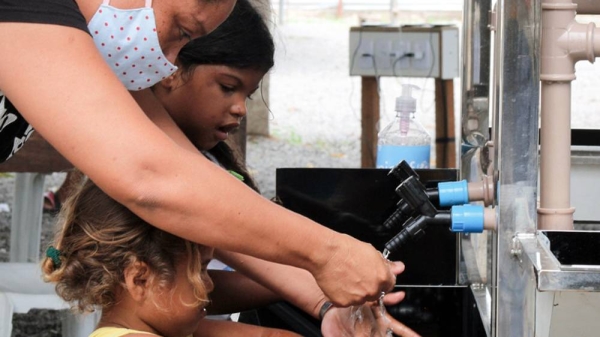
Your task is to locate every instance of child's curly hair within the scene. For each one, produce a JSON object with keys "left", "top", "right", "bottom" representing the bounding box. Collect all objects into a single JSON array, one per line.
[{"left": 42, "top": 177, "right": 209, "bottom": 313}]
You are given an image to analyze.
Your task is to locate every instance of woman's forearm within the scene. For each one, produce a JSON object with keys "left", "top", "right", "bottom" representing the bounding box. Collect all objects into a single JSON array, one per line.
[
  {"left": 215, "top": 250, "right": 328, "bottom": 319},
  {"left": 0, "top": 23, "right": 334, "bottom": 272}
]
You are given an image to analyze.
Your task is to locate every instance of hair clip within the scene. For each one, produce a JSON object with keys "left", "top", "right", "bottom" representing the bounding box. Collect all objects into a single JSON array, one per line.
[
  {"left": 228, "top": 170, "right": 245, "bottom": 182},
  {"left": 46, "top": 246, "right": 62, "bottom": 268}
]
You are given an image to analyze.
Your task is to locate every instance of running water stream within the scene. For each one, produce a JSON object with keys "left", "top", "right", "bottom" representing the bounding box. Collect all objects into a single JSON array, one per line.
[{"left": 344, "top": 292, "right": 394, "bottom": 337}]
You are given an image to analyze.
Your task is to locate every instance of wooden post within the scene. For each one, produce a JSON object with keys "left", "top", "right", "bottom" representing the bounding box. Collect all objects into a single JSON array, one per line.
[
  {"left": 361, "top": 76, "right": 380, "bottom": 168},
  {"left": 434, "top": 78, "right": 456, "bottom": 168},
  {"left": 0, "top": 132, "right": 72, "bottom": 173}
]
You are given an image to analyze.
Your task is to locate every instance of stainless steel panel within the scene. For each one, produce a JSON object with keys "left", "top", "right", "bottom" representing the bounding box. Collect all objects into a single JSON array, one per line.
[
  {"left": 492, "top": 0, "right": 541, "bottom": 336},
  {"left": 519, "top": 233, "right": 600, "bottom": 291}
]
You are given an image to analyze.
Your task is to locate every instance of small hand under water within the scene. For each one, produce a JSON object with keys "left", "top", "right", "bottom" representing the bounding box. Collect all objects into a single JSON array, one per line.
[
  {"left": 377, "top": 292, "right": 394, "bottom": 337},
  {"left": 321, "top": 291, "right": 421, "bottom": 337}
]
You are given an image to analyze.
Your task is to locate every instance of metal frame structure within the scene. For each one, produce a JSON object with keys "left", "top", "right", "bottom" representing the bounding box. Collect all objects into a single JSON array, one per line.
[{"left": 460, "top": 0, "right": 600, "bottom": 336}]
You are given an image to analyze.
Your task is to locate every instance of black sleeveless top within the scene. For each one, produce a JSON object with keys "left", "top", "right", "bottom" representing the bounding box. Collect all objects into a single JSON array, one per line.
[{"left": 0, "top": 0, "right": 88, "bottom": 162}]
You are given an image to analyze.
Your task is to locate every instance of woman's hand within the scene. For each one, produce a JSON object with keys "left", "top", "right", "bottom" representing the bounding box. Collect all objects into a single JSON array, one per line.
[
  {"left": 320, "top": 291, "right": 421, "bottom": 337},
  {"left": 312, "top": 234, "right": 400, "bottom": 306}
]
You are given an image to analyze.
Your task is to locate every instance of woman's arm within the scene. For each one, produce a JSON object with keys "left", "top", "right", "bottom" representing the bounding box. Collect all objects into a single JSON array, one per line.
[
  {"left": 217, "top": 250, "right": 419, "bottom": 337},
  {"left": 129, "top": 88, "right": 199, "bottom": 153},
  {"left": 215, "top": 249, "right": 328, "bottom": 319},
  {"left": 0, "top": 22, "right": 394, "bottom": 306},
  {"left": 206, "top": 270, "right": 281, "bottom": 315},
  {"left": 216, "top": 250, "right": 403, "bottom": 320}
]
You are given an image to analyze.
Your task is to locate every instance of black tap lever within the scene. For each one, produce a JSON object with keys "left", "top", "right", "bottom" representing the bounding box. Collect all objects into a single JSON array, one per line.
[
  {"left": 382, "top": 177, "right": 451, "bottom": 257},
  {"left": 383, "top": 211, "right": 451, "bottom": 258},
  {"left": 388, "top": 160, "right": 419, "bottom": 182},
  {"left": 382, "top": 176, "right": 436, "bottom": 232}
]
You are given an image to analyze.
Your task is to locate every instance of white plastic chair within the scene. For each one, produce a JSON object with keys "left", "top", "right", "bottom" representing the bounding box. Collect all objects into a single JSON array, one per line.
[
  {"left": 0, "top": 263, "right": 100, "bottom": 337},
  {"left": 0, "top": 134, "right": 98, "bottom": 337}
]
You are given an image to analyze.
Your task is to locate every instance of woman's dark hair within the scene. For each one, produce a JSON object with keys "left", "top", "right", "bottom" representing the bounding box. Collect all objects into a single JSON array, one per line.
[{"left": 177, "top": 0, "right": 273, "bottom": 193}]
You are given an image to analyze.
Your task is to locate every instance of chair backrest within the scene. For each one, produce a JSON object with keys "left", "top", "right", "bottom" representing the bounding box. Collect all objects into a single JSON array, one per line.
[
  {"left": 0, "top": 132, "right": 72, "bottom": 173},
  {"left": 0, "top": 134, "right": 93, "bottom": 337}
]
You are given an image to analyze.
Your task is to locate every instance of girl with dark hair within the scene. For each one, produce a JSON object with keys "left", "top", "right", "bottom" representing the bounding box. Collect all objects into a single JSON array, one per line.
[
  {"left": 152, "top": 1, "right": 419, "bottom": 336},
  {"left": 153, "top": 0, "right": 273, "bottom": 193}
]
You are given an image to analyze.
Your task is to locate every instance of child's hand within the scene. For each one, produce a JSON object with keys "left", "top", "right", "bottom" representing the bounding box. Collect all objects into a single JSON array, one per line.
[
  {"left": 320, "top": 293, "right": 420, "bottom": 337},
  {"left": 320, "top": 265, "right": 421, "bottom": 337},
  {"left": 375, "top": 291, "right": 421, "bottom": 337}
]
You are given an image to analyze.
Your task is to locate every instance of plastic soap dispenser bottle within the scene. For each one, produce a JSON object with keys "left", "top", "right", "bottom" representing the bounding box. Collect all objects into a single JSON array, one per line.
[{"left": 376, "top": 84, "right": 431, "bottom": 169}]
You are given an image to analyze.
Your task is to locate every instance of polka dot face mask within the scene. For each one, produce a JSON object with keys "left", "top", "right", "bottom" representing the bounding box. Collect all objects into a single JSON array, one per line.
[{"left": 88, "top": 0, "right": 178, "bottom": 91}]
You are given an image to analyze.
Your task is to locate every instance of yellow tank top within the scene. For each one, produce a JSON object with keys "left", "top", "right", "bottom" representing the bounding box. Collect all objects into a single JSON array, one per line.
[
  {"left": 89, "top": 327, "right": 159, "bottom": 337},
  {"left": 89, "top": 327, "right": 192, "bottom": 337}
]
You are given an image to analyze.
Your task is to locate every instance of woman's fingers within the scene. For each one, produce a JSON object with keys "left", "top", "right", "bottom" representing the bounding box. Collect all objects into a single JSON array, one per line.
[{"left": 314, "top": 235, "right": 397, "bottom": 306}]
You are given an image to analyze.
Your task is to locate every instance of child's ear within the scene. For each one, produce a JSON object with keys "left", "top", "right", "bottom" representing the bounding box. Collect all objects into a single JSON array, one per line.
[
  {"left": 123, "top": 260, "right": 152, "bottom": 302},
  {"left": 158, "top": 70, "right": 184, "bottom": 91}
]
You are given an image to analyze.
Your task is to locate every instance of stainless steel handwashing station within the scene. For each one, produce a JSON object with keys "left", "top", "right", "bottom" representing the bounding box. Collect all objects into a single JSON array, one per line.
[
  {"left": 460, "top": 0, "right": 600, "bottom": 336},
  {"left": 269, "top": 1, "right": 600, "bottom": 336}
]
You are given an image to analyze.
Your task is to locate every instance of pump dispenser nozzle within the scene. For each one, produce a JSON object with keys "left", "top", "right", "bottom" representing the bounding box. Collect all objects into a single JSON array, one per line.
[
  {"left": 396, "top": 84, "right": 419, "bottom": 113},
  {"left": 377, "top": 85, "right": 430, "bottom": 169},
  {"left": 396, "top": 85, "right": 419, "bottom": 137}
]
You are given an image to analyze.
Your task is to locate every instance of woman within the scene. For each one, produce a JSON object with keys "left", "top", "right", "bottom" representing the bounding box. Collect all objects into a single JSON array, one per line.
[{"left": 0, "top": 0, "right": 397, "bottom": 307}]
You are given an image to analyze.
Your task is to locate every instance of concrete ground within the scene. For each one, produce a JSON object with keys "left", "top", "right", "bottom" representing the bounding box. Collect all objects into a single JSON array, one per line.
[
  {"left": 248, "top": 9, "right": 463, "bottom": 199},
  {"left": 248, "top": 10, "right": 600, "bottom": 199}
]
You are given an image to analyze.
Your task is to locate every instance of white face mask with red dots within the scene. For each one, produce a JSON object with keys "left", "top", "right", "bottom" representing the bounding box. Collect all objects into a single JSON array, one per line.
[{"left": 88, "top": 0, "right": 178, "bottom": 91}]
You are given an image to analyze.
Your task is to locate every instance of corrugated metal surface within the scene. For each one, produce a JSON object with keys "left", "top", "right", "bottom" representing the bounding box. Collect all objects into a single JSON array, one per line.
[{"left": 270, "top": 0, "right": 463, "bottom": 11}]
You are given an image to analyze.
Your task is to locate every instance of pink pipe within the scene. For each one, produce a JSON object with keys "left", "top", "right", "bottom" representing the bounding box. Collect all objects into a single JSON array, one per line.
[
  {"left": 539, "top": 0, "right": 600, "bottom": 229},
  {"left": 539, "top": 82, "right": 574, "bottom": 229},
  {"left": 468, "top": 175, "right": 495, "bottom": 206},
  {"left": 483, "top": 208, "right": 497, "bottom": 231},
  {"left": 573, "top": 0, "right": 600, "bottom": 15}
]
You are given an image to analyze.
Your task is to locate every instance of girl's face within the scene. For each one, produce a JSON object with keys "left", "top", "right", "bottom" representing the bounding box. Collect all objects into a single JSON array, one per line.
[
  {"left": 153, "top": 0, "right": 236, "bottom": 62},
  {"left": 156, "top": 65, "right": 266, "bottom": 151}
]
